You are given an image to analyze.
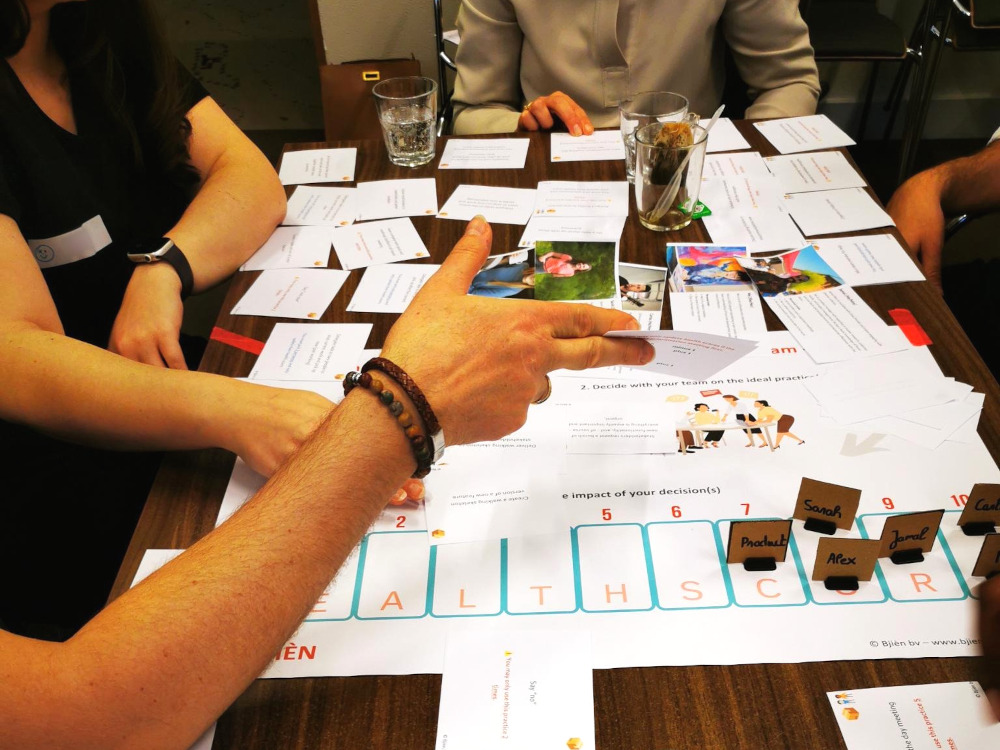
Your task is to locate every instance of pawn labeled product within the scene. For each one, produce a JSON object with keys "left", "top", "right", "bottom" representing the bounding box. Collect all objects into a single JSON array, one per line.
[{"left": 726, "top": 519, "right": 792, "bottom": 571}]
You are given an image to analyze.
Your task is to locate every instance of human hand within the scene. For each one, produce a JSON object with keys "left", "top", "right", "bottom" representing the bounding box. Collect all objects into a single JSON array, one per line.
[
  {"left": 518, "top": 92, "right": 594, "bottom": 137},
  {"left": 109, "top": 264, "right": 188, "bottom": 368},
  {"left": 381, "top": 217, "right": 654, "bottom": 446},
  {"left": 980, "top": 574, "right": 1000, "bottom": 721},
  {"left": 225, "top": 384, "right": 335, "bottom": 476},
  {"left": 886, "top": 170, "right": 947, "bottom": 291}
]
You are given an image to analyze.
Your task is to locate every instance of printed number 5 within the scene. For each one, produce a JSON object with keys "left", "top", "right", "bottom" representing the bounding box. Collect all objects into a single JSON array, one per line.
[{"left": 602, "top": 508, "right": 612, "bottom": 521}]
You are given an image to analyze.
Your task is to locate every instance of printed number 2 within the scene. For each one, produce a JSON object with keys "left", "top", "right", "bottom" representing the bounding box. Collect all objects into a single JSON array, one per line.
[
  {"left": 395, "top": 516, "right": 406, "bottom": 528},
  {"left": 602, "top": 508, "right": 612, "bottom": 521}
]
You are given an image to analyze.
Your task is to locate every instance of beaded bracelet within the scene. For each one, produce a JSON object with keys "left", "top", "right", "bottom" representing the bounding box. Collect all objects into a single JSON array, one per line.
[
  {"left": 344, "top": 369, "right": 435, "bottom": 478},
  {"left": 362, "top": 357, "right": 441, "bottom": 436}
]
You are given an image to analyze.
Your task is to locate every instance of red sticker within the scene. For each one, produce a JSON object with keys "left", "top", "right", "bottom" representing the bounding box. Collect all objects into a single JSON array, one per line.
[
  {"left": 888, "top": 309, "right": 932, "bottom": 346},
  {"left": 210, "top": 326, "right": 265, "bottom": 355}
]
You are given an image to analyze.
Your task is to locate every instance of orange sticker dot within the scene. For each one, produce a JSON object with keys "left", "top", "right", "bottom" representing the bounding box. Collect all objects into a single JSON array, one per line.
[
  {"left": 441, "top": 163, "right": 449, "bottom": 167},
  {"left": 431, "top": 529, "right": 446, "bottom": 538},
  {"left": 307, "top": 312, "right": 317, "bottom": 318},
  {"left": 553, "top": 156, "right": 562, "bottom": 161},
  {"left": 314, "top": 261, "right": 323, "bottom": 265},
  {"left": 440, "top": 212, "right": 448, "bottom": 216}
]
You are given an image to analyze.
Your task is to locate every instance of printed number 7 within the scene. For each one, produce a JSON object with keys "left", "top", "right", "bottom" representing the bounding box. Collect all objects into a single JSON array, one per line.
[{"left": 740, "top": 503, "right": 750, "bottom": 516}]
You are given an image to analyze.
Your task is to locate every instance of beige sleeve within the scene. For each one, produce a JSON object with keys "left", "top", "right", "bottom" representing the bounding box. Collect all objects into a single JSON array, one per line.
[
  {"left": 451, "top": 0, "right": 525, "bottom": 134},
  {"left": 721, "top": 0, "right": 821, "bottom": 119}
]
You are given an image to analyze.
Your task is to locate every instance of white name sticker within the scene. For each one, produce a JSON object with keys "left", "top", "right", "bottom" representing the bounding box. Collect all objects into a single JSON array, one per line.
[{"left": 28, "top": 215, "right": 112, "bottom": 269}]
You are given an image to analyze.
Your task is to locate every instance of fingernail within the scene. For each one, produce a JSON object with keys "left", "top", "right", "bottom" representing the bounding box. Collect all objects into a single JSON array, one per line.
[
  {"left": 626, "top": 318, "right": 641, "bottom": 330},
  {"left": 571, "top": 124, "right": 582, "bottom": 136},
  {"left": 641, "top": 342, "right": 655, "bottom": 364},
  {"left": 584, "top": 124, "right": 594, "bottom": 134},
  {"left": 467, "top": 215, "right": 487, "bottom": 236}
]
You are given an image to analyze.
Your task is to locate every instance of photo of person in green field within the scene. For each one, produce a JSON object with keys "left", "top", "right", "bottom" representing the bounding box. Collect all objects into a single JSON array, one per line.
[{"left": 534, "top": 240, "right": 617, "bottom": 302}]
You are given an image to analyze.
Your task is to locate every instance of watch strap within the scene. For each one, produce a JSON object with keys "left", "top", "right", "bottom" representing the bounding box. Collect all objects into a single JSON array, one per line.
[{"left": 160, "top": 243, "right": 194, "bottom": 299}]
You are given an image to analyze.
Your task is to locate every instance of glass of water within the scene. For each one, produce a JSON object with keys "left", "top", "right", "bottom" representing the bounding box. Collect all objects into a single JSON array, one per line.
[
  {"left": 373, "top": 76, "right": 438, "bottom": 167},
  {"left": 619, "top": 91, "right": 689, "bottom": 183}
]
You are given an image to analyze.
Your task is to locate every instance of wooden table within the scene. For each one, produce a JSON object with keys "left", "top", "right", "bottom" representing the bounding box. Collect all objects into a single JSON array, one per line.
[{"left": 111, "top": 125, "right": 1000, "bottom": 749}]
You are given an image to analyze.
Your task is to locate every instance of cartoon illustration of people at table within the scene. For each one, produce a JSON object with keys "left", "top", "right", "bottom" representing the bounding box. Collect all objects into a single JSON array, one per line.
[{"left": 676, "top": 393, "right": 806, "bottom": 452}]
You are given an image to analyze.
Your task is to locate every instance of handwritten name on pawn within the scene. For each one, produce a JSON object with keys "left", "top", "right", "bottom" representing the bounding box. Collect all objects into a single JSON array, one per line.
[{"left": 741, "top": 534, "right": 788, "bottom": 549}]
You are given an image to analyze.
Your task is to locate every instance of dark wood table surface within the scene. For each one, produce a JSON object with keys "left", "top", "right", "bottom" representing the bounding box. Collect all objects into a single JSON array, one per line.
[{"left": 111, "top": 124, "right": 1000, "bottom": 749}]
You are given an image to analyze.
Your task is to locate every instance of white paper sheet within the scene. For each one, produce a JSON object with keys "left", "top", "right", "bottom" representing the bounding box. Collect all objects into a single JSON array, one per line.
[
  {"left": 699, "top": 174, "right": 785, "bottom": 213},
  {"left": 278, "top": 148, "right": 357, "bottom": 185},
  {"left": 518, "top": 215, "right": 627, "bottom": 248},
  {"left": 355, "top": 178, "right": 438, "bottom": 221},
  {"left": 437, "top": 185, "right": 537, "bottom": 225},
  {"left": 241, "top": 226, "right": 333, "bottom": 271},
  {"left": 248, "top": 323, "right": 372, "bottom": 381},
  {"left": 606, "top": 329, "right": 757, "bottom": 379},
  {"left": 230, "top": 268, "right": 349, "bottom": 319},
  {"left": 805, "top": 348, "right": 971, "bottom": 425},
  {"left": 533, "top": 180, "right": 630, "bottom": 217},
  {"left": 766, "top": 286, "right": 907, "bottom": 363},
  {"left": 784, "top": 188, "right": 894, "bottom": 236},
  {"left": 754, "top": 114, "right": 856, "bottom": 154},
  {"left": 811, "top": 234, "right": 925, "bottom": 286},
  {"left": 702, "top": 208, "right": 805, "bottom": 253},
  {"left": 284, "top": 186, "right": 357, "bottom": 226},
  {"left": 701, "top": 117, "right": 751, "bottom": 153},
  {"left": 829, "top": 682, "right": 1000, "bottom": 749},
  {"left": 436, "top": 630, "right": 595, "bottom": 750},
  {"left": 703, "top": 152, "right": 771, "bottom": 179},
  {"left": 764, "top": 151, "right": 867, "bottom": 193},
  {"left": 331, "top": 218, "right": 429, "bottom": 270},
  {"left": 669, "top": 291, "right": 768, "bottom": 341},
  {"left": 550, "top": 130, "right": 626, "bottom": 161},
  {"left": 346, "top": 263, "right": 440, "bottom": 313},
  {"left": 438, "top": 138, "right": 530, "bottom": 169}
]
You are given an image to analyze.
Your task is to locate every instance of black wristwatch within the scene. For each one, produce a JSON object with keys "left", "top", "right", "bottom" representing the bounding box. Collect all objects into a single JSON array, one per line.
[{"left": 126, "top": 238, "right": 194, "bottom": 299}]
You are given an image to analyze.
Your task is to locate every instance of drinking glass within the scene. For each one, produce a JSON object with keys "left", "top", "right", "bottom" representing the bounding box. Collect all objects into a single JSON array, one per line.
[
  {"left": 373, "top": 76, "right": 438, "bottom": 167},
  {"left": 619, "top": 91, "right": 689, "bottom": 182},
  {"left": 634, "top": 122, "right": 708, "bottom": 231}
]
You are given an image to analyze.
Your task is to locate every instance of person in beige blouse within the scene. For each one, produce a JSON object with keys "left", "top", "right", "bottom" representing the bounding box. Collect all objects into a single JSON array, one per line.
[{"left": 452, "top": 0, "right": 821, "bottom": 136}]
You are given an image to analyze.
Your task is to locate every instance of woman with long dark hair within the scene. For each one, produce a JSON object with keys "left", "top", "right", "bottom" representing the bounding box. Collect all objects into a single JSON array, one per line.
[{"left": 0, "top": 0, "right": 332, "bottom": 638}]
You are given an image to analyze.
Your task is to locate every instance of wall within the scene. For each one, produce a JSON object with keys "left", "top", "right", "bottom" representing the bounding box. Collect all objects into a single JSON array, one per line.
[{"left": 158, "top": 0, "right": 322, "bottom": 130}]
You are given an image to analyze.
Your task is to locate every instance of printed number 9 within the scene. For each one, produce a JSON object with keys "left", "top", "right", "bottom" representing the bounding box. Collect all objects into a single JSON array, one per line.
[{"left": 881, "top": 497, "right": 894, "bottom": 510}]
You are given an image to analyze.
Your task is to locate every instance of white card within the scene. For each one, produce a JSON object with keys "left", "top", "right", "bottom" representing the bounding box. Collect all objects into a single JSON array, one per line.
[
  {"left": 764, "top": 151, "right": 867, "bottom": 193},
  {"left": 436, "top": 630, "right": 595, "bottom": 750},
  {"left": 533, "top": 181, "right": 630, "bottom": 217},
  {"left": 766, "top": 286, "right": 907, "bottom": 364},
  {"left": 249, "top": 323, "right": 372, "bottom": 381},
  {"left": 754, "top": 114, "right": 856, "bottom": 154},
  {"left": 284, "top": 186, "right": 357, "bottom": 226},
  {"left": 550, "top": 130, "right": 626, "bottom": 161},
  {"left": 437, "top": 185, "right": 537, "bottom": 225},
  {"left": 829, "top": 682, "right": 1000, "bottom": 749},
  {"left": 278, "top": 148, "right": 357, "bottom": 185},
  {"left": 518, "top": 215, "right": 627, "bottom": 248},
  {"left": 606, "top": 329, "right": 757, "bottom": 379},
  {"left": 439, "top": 138, "right": 530, "bottom": 169},
  {"left": 331, "top": 218, "right": 430, "bottom": 270},
  {"left": 669, "top": 291, "right": 768, "bottom": 341},
  {"left": 811, "top": 234, "right": 925, "bottom": 286},
  {"left": 345, "top": 263, "right": 440, "bottom": 313},
  {"left": 230, "top": 268, "right": 349, "bottom": 319},
  {"left": 784, "top": 188, "right": 895, "bottom": 236},
  {"left": 699, "top": 175, "right": 785, "bottom": 213},
  {"left": 702, "top": 208, "right": 805, "bottom": 253},
  {"left": 241, "top": 226, "right": 332, "bottom": 271},
  {"left": 566, "top": 401, "right": 677, "bottom": 454},
  {"left": 701, "top": 117, "right": 751, "bottom": 153},
  {"left": 354, "top": 178, "right": 438, "bottom": 221},
  {"left": 703, "top": 152, "right": 771, "bottom": 179}
]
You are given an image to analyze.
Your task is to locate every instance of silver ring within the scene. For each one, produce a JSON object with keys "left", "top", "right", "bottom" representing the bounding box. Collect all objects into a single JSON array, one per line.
[{"left": 532, "top": 375, "right": 552, "bottom": 405}]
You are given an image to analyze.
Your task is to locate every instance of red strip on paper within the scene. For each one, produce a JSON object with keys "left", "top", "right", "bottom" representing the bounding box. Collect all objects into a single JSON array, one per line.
[
  {"left": 210, "top": 326, "right": 265, "bottom": 356},
  {"left": 888, "top": 309, "right": 932, "bottom": 346}
]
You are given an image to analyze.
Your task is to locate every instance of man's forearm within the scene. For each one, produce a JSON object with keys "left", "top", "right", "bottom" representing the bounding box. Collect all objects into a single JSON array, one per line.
[
  {"left": 936, "top": 140, "right": 1000, "bottom": 218},
  {"left": 4, "top": 391, "right": 412, "bottom": 750}
]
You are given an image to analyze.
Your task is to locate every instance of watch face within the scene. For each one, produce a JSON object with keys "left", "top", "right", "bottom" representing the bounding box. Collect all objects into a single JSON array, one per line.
[{"left": 130, "top": 238, "right": 172, "bottom": 257}]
